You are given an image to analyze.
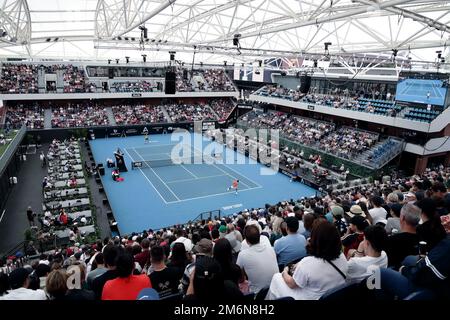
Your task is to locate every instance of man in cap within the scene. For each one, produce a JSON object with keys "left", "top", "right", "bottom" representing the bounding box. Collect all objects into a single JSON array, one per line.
[
  {"left": 0, "top": 268, "right": 47, "bottom": 300},
  {"left": 180, "top": 238, "right": 213, "bottom": 294},
  {"left": 342, "top": 215, "right": 369, "bottom": 259},
  {"left": 329, "top": 206, "right": 348, "bottom": 236}
]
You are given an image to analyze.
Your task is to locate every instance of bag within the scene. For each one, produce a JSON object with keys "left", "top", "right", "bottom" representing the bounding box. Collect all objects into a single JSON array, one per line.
[{"left": 326, "top": 259, "right": 346, "bottom": 280}]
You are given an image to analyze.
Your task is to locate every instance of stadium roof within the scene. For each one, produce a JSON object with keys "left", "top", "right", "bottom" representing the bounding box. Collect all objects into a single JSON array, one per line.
[{"left": 0, "top": 0, "right": 449, "bottom": 63}]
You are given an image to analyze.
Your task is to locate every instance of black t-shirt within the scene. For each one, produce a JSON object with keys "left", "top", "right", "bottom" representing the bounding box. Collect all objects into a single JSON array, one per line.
[
  {"left": 183, "top": 280, "right": 243, "bottom": 302},
  {"left": 91, "top": 269, "right": 117, "bottom": 300},
  {"left": 417, "top": 220, "right": 447, "bottom": 253},
  {"left": 220, "top": 263, "right": 242, "bottom": 285},
  {"left": 149, "top": 267, "right": 182, "bottom": 298},
  {"left": 27, "top": 209, "right": 34, "bottom": 220},
  {"left": 63, "top": 289, "right": 95, "bottom": 301},
  {"left": 386, "top": 232, "right": 419, "bottom": 270}
]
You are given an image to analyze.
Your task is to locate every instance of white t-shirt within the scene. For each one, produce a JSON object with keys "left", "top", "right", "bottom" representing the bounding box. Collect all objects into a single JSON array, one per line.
[
  {"left": 236, "top": 242, "right": 279, "bottom": 293},
  {"left": 347, "top": 251, "right": 388, "bottom": 283},
  {"left": 369, "top": 207, "right": 388, "bottom": 225},
  {"left": 0, "top": 287, "right": 47, "bottom": 300},
  {"left": 267, "top": 253, "right": 348, "bottom": 300}
]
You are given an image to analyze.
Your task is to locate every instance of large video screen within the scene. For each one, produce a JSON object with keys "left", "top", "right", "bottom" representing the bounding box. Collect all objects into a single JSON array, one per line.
[{"left": 396, "top": 78, "right": 448, "bottom": 106}]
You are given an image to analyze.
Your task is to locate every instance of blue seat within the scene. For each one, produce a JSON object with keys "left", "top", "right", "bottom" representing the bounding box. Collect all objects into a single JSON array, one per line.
[
  {"left": 404, "top": 290, "right": 435, "bottom": 300},
  {"left": 319, "top": 282, "right": 363, "bottom": 301}
]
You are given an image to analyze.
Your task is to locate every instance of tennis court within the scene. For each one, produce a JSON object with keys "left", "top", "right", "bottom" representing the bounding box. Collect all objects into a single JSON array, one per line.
[
  {"left": 124, "top": 143, "right": 261, "bottom": 203},
  {"left": 90, "top": 133, "right": 317, "bottom": 234},
  {"left": 396, "top": 78, "right": 447, "bottom": 105}
]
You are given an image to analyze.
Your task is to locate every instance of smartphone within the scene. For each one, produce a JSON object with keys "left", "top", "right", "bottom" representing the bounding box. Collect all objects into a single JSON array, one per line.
[{"left": 419, "top": 241, "right": 427, "bottom": 256}]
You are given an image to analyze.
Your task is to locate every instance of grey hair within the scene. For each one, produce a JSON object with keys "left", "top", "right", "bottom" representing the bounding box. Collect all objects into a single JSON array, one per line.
[{"left": 400, "top": 203, "right": 421, "bottom": 227}]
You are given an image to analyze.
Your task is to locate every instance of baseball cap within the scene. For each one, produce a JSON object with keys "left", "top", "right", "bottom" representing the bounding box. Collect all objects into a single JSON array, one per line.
[
  {"left": 218, "top": 225, "right": 227, "bottom": 234},
  {"left": 193, "top": 239, "right": 213, "bottom": 256},
  {"left": 137, "top": 288, "right": 160, "bottom": 300},
  {"left": 8, "top": 268, "right": 31, "bottom": 289},
  {"left": 330, "top": 206, "right": 344, "bottom": 217}
]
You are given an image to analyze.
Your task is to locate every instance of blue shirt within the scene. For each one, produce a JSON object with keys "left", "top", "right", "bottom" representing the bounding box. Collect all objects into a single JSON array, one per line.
[{"left": 273, "top": 233, "right": 307, "bottom": 266}]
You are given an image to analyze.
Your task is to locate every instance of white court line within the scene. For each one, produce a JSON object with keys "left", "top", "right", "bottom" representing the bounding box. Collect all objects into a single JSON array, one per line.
[
  {"left": 166, "top": 174, "right": 227, "bottom": 184},
  {"left": 190, "top": 147, "right": 250, "bottom": 188},
  {"left": 219, "top": 163, "right": 262, "bottom": 188},
  {"left": 164, "top": 185, "right": 263, "bottom": 204},
  {"left": 123, "top": 148, "right": 169, "bottom": 204},
  {"left": 192, "top": 144, "right": 262, "bottom": 188},
  {"left": 133, "top": 147, "right": 181, "bottom": 201},
  {"left": 0, "top": 209, "right": 5, "bottom": 223},
  {"left": 179, "top": 164, "right": 198, "bottom": 179}
]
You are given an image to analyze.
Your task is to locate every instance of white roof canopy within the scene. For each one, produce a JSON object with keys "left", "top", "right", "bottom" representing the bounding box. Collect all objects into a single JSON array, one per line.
[{"left": 0, "top": 0, "right": 449, "bottom": 63}]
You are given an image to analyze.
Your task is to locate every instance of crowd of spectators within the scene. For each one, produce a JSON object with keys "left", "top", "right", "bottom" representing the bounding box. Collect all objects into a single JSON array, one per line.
[
  {"left": 62, "top": 65, "right": 92, "bottom": 93},
  {"left": 240, "top": 110, "right": 335, "bottom": 147},
  {"left": 1, "top": 63, "right": 237, "bottom": 94},
  {"left": 0, "top": 64, "right": 38, "bottom": 94},
  {"left": 257, "top": 85, "right": 400, "bottom": 117},
  {"left": 318, "top": 127, "right": 379, "bottom": 160},
  {"left": 209, "top": 99, "right": 235, "bottom": 122},
  {"left": 110, "top": 81, "right": 162, "bottom": 93},
  {"left": 5, "top": 104, "right": 44, "bottom": 129},
  {"left": 1, "top": 164, "right": 449, "bottom": 301},
  {"left": 202, "top": 69, "right": 235, "bottom": 92},
  {"left": 165, "top": 103, "right": 217, "bottom": 122},
  {"left": 51, "top": 104, "right": 109, "bottom": 128},
  {"left": 112, "top": 104, "right": 167, "bottom": 125},
  {"left": 239, "top": 110, "right": 383, "bottom": 163}
]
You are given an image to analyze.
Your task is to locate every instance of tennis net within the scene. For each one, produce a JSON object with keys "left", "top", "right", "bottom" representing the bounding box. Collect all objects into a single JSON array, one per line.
[{"left": 131, "top": 152, "right": 222, "bottom": 169}]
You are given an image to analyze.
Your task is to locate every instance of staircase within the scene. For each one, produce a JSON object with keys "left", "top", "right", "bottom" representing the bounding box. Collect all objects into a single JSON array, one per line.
[
  {"left": 44, "top": 108, "right": 52, "bottom": 129},
  {"left": 160, "top": 105, "right": 172, "bottom": 122},
  {"left": 105, "top": 107, "right": 116, "bottom": 125},
  {"left": 207, "top": 105, "right": 220, "bottom": 120},
  {"left": 357, "top": 138, "right": 405, "bottom": 169}
]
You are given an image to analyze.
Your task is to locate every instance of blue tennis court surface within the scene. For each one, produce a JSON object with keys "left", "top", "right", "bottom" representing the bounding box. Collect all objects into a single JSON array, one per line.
[{"left": 90, "top": 133, "right": 317, "bottom": 234}]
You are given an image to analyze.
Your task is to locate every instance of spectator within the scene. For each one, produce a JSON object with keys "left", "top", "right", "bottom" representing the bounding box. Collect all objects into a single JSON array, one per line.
[
  {"left": 346, "top": 225, "right": 388, "bottom": 283},
  {"left": 236, "top": 225, "right": 278, "bottom": 294},
  {"left": 102, "top": 250, "right": 151, "bottom": 300},
  {"left": 376, "top": 234, "right": 450, "bottom": 300},
  {"left": 86, "top": 253, "right": 107, "bottom": 289},
  {"left": 369, "top": 196, "right": 388, "bottom": 225},
  {"left": 213, "top": 238, "right": 242, "bottom": 286},
  {"left": 342, "top": 215, "right": 369, "bottom": 258},
  {"left": 267, "top": 221, "right": 348, "bottom": 300},
  {"left": 416, "top": 198, "right": 447, "bottom": 253},
  {"left": 0, "top": 268, "right": 47, "bottom": 300},
  {"left": 91, "top": 244, "right": 119, "bottom": 299},
  {"left": 134, "top": 238, "right": 151, "bottom": 270},
  {"left": 184, "top": 256, "right": 243, "bottom": 301},
  {"left": 148, "top": 246, "right": 181, "bottom": 298},
  {"left": 273, "top": 217, "right": 307, "bottom": 267},
  {"left": 385, "top": 203, "right": 402, "bottom": 235},
  {"left": 385, "top": 203, "right": 421, "bottom": 270}
]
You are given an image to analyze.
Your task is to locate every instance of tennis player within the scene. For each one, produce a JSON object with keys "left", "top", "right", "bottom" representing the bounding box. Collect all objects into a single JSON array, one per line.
[
  {"left": 227, "top": 179, "right": 239, "bottom": 195},
  {"left": 144, "top": 133, "right": 149, "bottom": 144}
]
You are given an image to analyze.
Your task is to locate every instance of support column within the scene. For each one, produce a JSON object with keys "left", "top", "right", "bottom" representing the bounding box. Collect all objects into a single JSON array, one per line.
[
  {"left": 414, "top": 156, "right": 429, "bottom": 175},
  {"left": 444, "top": 153, "right": 450, "bottom": 167}
]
